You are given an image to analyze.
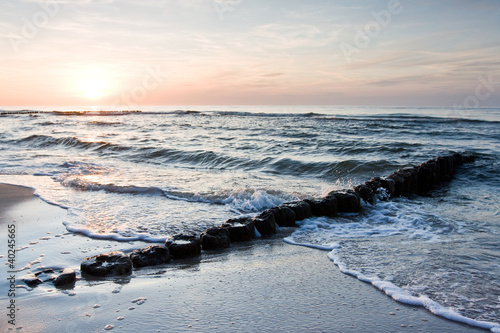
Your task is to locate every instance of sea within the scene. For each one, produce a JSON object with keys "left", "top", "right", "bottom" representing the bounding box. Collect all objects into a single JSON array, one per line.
[{"left": 1, "top": 105, "right": 499, "bottom": 331}]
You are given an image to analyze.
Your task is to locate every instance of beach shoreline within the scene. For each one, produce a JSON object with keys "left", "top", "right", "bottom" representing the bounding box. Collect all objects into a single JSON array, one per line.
[{"left": 0, "top": 183, "right": 488, "bottom": 332}]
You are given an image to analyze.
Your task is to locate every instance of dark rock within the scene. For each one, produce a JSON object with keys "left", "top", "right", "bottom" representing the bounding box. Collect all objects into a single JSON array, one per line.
[
  {"left": 200, "top": 227, "right": 231, "bottom": 250},
  {"left": 279, "top": 206, "right": 296, "bottom": 227},
  {"left": 130, "top": 245, "right": 170, "bottom": 268},
  {"left": 462, "top": 153, "right": 476, "bottom": 163},
  {"left": 437, "top": 156, "right": 451, "bottom": 182},
  {"left": 437, "top": 155, "right": 459, "bottom": 182},
  {"left": 372, "top": 177, "right": 397, "bottom": 196},
  {"left": 269, "top": 206, "right": 296, "bottom": 227},
  {"left": 301, "top": 201, "right": 313, "bottom": 218},
  {"left": 451, "top": 155, "right": 457, "bottom": 172},
  {"left": 427, "top": 160, "right": 441, "bottom": 186},
  {"left": 252, "top": 210, "right": 277, "bottom": 237},
  {"left": 282, "top": 201, "right": 312, "bottom": 221},
  {"left": 365, "top": 177, "right": 381, "bottom": 191},
  {"left": 328, "top": 191, "right": 361, "bottom": 213},
  {"left": 416, "top": 164, "right": 433, "bottom": 194},
  {"left": 380, "top": 178, "right": 396, "bottom": 195},
  {"left": 303, "top": 199, "right": 320, "bottom": 216},
  {"left": 22, "top": 273, "right": 43, "bottom": 286},
  {"left": 386, "top": 172, "right": 402, "bottom": 196},
  {"left": 407, "top": 168, "right": 420, "bottom": 193},
  {"left": 363, "top": 177, "right": 394, "bottom": 197},
  {"left": 81, "top": 251, "right": 132, "bottom": 276},
  {"left": 304, "top": 197, "right": 337, "bottom": 217},
  {"left": 452, "top": 152, "right": 464, "bottom": 166},
  {"left": 416, "top": 161, "right": 440, "bottom": 194},
  {"left": 353, "top": 184, "right": 374, "bottom": 204},
  {"left": 387, "top": 169, "right": 416, "bottom": 196},
  {"left": 35, "top": 268, "right": 57, "bottom": 282},
  {"left": 323, "top": 196, "right": 338, "bottom": 217},
  {"left": 165, "top": 234, "right": 201, "bottom": 258},
  {"left": 365, "top": 179, "right": 381, "bottom": 192},
  {"left": 53, "top": 268, "right": 77, "bottom": 287},
  {"left": 350, "top": 153, "right": 473, "bottom": 200},
  {"left": 220, "top": 217, "right": 255, "bottom": 242},
  {"left": 268, "top": 207, "right": 284, "bottom": 226},
  {"left": 400, "top": 168, "right": 416, "bottom": 195}
]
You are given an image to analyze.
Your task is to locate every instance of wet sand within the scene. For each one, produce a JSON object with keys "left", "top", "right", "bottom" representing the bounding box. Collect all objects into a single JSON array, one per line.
[
  {"left": 0, "top": 183, "right": 486, "bottom": 332},
  {"left": 0, "top": 184, "right": 35, "bottom": 221}
]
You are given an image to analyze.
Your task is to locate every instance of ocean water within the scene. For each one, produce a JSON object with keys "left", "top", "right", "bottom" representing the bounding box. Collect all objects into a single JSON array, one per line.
[{"left": 1, "top": 105, "right": 499, "bottom": 330}]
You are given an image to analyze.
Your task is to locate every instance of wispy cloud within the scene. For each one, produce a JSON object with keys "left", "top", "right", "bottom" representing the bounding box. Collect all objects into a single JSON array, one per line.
[{"left": 0, "top": 0, "right": 499, "bottom": 106}]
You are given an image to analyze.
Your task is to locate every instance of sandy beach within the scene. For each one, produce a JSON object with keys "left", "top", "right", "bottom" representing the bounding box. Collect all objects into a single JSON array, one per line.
[{"left": 0, "top": 183, "right": 486, "bottom": 332}]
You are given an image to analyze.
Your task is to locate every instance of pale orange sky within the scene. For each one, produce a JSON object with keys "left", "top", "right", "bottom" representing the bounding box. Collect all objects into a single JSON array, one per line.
[{"left": 1, "top": 0, "right": 499, "bottom": 107}]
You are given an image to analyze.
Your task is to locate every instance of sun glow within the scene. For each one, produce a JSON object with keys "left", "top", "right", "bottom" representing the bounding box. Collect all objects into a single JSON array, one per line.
[
  {"left": 80, "top": 77, "right": 108, "bottom": 99},
  {"left": 75, "top": 66, "right": 116, "bottom": 100}
]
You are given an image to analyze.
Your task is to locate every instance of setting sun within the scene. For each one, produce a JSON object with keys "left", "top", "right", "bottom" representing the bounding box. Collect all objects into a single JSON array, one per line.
[{"left": 80, "top": 77, "right": 108, "bottom": 99}]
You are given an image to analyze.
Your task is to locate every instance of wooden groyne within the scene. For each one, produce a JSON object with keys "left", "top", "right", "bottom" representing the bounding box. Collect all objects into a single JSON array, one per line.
[
  {"left": 0, "top": 110, "right": 44, "bottom": 116},
  {"left": 0, "top": 110, "right": 141, "bottom": 116},
  {"left": 76, "top": 152, "right": 476, "bottom": 278}
]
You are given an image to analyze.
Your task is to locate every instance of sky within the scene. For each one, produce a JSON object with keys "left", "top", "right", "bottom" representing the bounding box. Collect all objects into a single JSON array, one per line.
[{"left": 0, "top": 0, "right": 499, "bottom": 107}]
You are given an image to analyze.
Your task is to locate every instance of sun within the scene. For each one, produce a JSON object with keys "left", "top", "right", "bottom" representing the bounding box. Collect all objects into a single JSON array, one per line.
[
  {"left": 74, "top": 66, "right": 119, "bottom": 101},
  {"left": 81, "top": 77, "right": 108, "bottom": 99}
]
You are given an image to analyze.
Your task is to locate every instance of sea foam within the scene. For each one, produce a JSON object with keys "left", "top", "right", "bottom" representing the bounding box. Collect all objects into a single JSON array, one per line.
[
  {"left": 283, "top": 237, "right": 500, "bottom": 331},
  {"left": 328, "top": 248, "right": 500, "bottom": 331}
]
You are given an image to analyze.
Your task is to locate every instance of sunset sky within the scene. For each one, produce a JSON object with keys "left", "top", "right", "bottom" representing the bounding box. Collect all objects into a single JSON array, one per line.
[{"left": 0, "top": 0, "right": 499, "bottom": 107}]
